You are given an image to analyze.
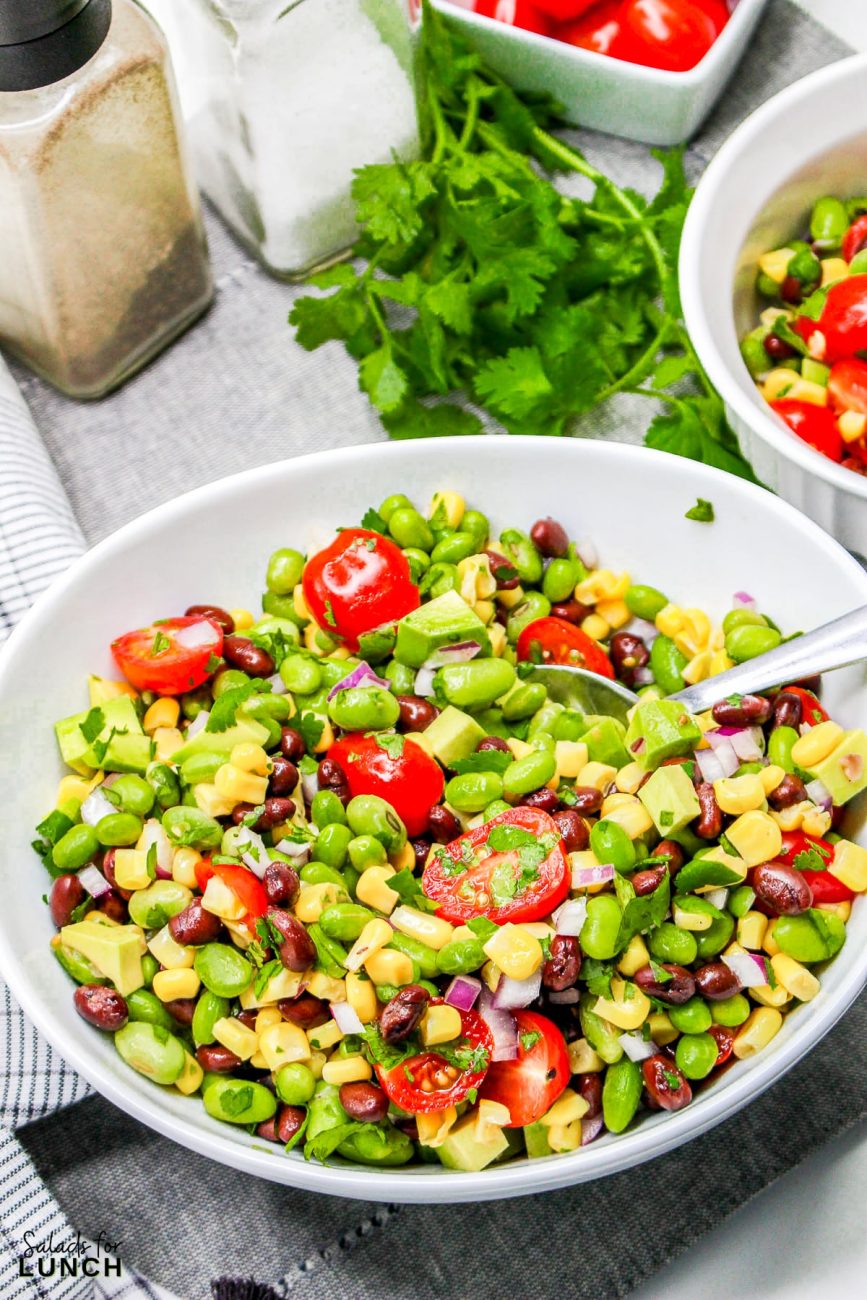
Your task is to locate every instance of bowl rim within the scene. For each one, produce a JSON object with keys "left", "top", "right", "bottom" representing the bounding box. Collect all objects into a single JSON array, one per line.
[
  {"left": 2, "top": 435, "right": 867, "bottom": 1202},
  {"left": 432, "top": 0, "right": 768, "bottom": 88},
  {"left": 680, "top": 51, "right": 867, "bottom": 501}
]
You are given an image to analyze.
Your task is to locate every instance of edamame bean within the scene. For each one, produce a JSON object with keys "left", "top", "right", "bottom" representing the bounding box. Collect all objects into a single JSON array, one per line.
[
  {"left": 710, "top": 993, "right": 751, "bottom": 1028},
  {"left": 337, "top": 1124, "right": 414, "bottom": 1166},
  {"left": 602, "top": 1057, "right": 642, "bottom": 1133},
  {"left": 240, "top": 693, "right": 292, "bottom": 725},
  {"left": 437, "top": 934, "right": 487, "bottom": 975},
  {"left": 402, "top": 549, "right": 430, "bottom": 584},
  {"left": 267, "top": 547, "right": 305, "bottom": 596},
  {"left": 649, "top": 922, "right": 698, "bottom": 965},
  {"left": 388, "top": 507, "right": 434, "bottom": 552},
  {"left": 274, "top": 1062, "right": 316, "bottom": 1105},
  {"left": 625, "top": 584, "right": 668, "bottom": 622},
  {"left": 461, "top": 510, "right": 490, "bottom": 549},
  {"left": 53, "top": 941, "right": 107, "bottom": 985},
  {"left": 650, "top": 634, "right": 688, "bottom": 695},
  {"left": 445, "top": 771, "right": 504, "bottom": 812},
  {"left": 262, "top": 591, "right": 303, "bottom": 622},
  {"left": 379, "top": 493, "right": 413, "bottom": 523},
  {"left": 590, "top": 819, "right": 636, "bottom": 874},
  {"left": 319, "top": 903, "right": 375, "bottom": 942},
  {"left": 527, "top": 701, "right": 564, "bottom": 739},
  {"left": 53, "top": 824, "right": 99, "bottom": 871},
  {"left": 811, "top": 195, "right": 849, "bottom": 249},
  {"left": 579, "top": 995, "right": 624, "bottom": 1063},
  {"left": 110, "top": 775, "right": 155, "bottom": 817},
  {"left": 203, "top": 1077, "right": 277, "bottom": 1125},
  {"left": 506, "top": 592, "right": 552, "bottom": 644},
  {"left": 212, "top": 668, "right": 249, "bottom": 697},
  {"left": 773, "top": 910, "right": 845, "bottom": 963},
  {"left": 192, "top": 990, "right": 231, "bottom": 1046},
  {"left": 162, "top": 805, "right": 223, "bottom": 851},
  {"left": 309, "top": 924, "right": 349, "bottom": 977},
  {"left": 501, "top": 749, "right": 556, "bottom": 798},
  {"left": 383, "top": 660, "right": 416, "bottom": 695},
  {"left": 387, "top": 933, "right": 440, "bottom": 981},
  {"left": 501, "top": 682, "right": 547, "bottom": 721},
  {"left": 431, "top": 532, "right": 477, "bottom": 565},
  {"left": 114, "top": 1022, "right": 186, "bottom": 1086},
  {"left": 727, "top": 886, "right": 756, "bottom": 919},
  {"left": 181, "top": 686, "right": 212, "bottom": 722},
  {"left": 542, "top": 558, "right": 579, "bottom": 604},
  {"left": 499, "top": 529, "right": 543, "bottom": 585},
  {"left": 146, "top": 761, "right": 181, "bottom": 811},
  {"left": 300, "top": 861, "right": 349, "bottom": 892},
  {"left": 280, "top": 655, "right": 322, "bottom": 695},
  {"left": 128, "top": 881, "right": 192, "bottom": 931},
  {"left": 315, "top": 823, "right": 353, "bottom": 869},
  {"left": 310, "top": 789, "right": 347, "bottom": 830},
  {"left": 483, "top": 799, "right": 512, "bottom": 822},
  {"left": 580, "top": 895, "right": 623, "bottom": 960},
  {"left": 346, "top": 795, "right": 407, "bottom": 851},
  {"left": 426, "top": 562, "right": 459, "bottom": 598},
  {"left": 668, "top": 996, "right": 712, "bottom": 1035},
  {"left": 675, "top": 1033, "right": 718, "bottom": 1081},
  {"left": 436, "top": 659, "right": 516, "bottom": 712},
  {"left": 126, "top": 989, "right": 175, "bottom": 1032},
  {"left": 180, "top": 751, "right": 224, "bottom": 786},
  {"left": 194, "top": 943, "right": 253, "bottom": 998},
  {"left": 141, "top": 954, "right": 159, "bottom": 987},
  {"left": 722, "top": 608, "right": 768, "bottom": 634},
  {"left": 328, "top": 686, "right": 400, "bottom": 732},
  {"left": 725, "top": 624, "right": 782, "bottom": 663},
  {"left": 551, "top": 711, "right": 588, "bottom": 742},
  {"left": 695, "top": 912, "right": 735, "bottom": 959},
  {"left": 767, "top": 725, "right": 800, "bottom": 774},
  {"left": 95, "top": 812, "right": 143, "bottom": 847},
  {"left": 347, "top": 834, "right": 387, "bottom": 870}
]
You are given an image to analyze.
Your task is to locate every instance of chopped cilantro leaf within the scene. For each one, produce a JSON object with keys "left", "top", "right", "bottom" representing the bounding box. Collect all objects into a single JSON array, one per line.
[
  {"left": 450, "top": 751, "right": 513, "bottom": 777},
  {"left": 79, "top": 708, "right": 105, "bottom": 745},
  {"left": 242, "top": 804, "right": 267, "bottom": 829},
  {"left": 150, "top": 630, "right": 171, "bottom": 656},
  {"left": 389, "top": 868, "right": 438, "bottom": 912},
  {"left": 793, "top": 847, "right": 827, "bottom": 873},
  {"left": 485, "top": 825, "right": 537, "bottom": 853},
  {"left": 206, "top": 679, "right": 270, "bottom": 733},
  {"left": 254, "top": 959, "right": 283, "bottom": 997},
  {"left": 298, "top": 712, "right": 325, "bottom": 754},
  {"left": 360, "top": 507, "right": 389, "bottom": 535},
  {"left": 374, "top": 732, "right": 405, "bottom": 760},
  {"left": 685, "top": 498, "right": 715, "bottom": 523},
  {"left": 323, "top": 600, "right": 337, "bottom": 629},
  {"left": 649, "top": 958, "right": 673, "bottom": 984},
  {"left": 205, "top": 652, "right": 223, "bottom": 674},
  {"left": 145, "top": 842, "right": 157, "bottom": 880},
  {"left": 467, "top": 916, "right": 498, "bottom": 942},
  {"left": 519, "top": 1030, "right": 542, "bottom": 1052}
]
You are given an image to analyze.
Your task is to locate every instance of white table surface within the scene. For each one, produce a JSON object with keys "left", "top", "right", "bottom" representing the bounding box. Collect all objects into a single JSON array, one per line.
[{"left": 634, "top": 7, "right": 867, "bottom": 1295}]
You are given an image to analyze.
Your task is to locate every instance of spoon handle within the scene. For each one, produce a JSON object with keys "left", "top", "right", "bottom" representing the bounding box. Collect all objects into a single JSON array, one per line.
[{"left": 671, "top": 605, "right": 867, "bottom": 715}]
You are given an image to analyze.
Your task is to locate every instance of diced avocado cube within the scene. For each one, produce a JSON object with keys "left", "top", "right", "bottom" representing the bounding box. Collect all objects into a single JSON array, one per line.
[
  {"left": 807, "top": 729, "right": 867, "bottom": 804},
  {"left": 423, "top": 705, "right": 486, "bottom": 768},
  {"left": 394, "top": 590, "right": 491, "bottom": 668},
  {"left": 88, "top": 675, "right": 138, "bottom": 707},
  {"left": 524, "top": 1121, "right": 554, "bottom": 1159},
  {"left": 103, "top": 732, "right": 154, "bottom": 775},
  {"left": 801, "top": 359, "right": 830, "bottom": 387},
  {"left": 435, "top": 1114, "right": 510, "bottom": 1171},
  {"left": 60, "top": 921, "right": 146, "bottom": 996},
  {"left": 172, "top": 716, "right": 270, "bottom": 766},
  {"left": 55, "top": 695, "right": 144, "bottom": 774},
  {"left": 638, "top": 764, "right": 701, "bottom": 835},
  {"left": 624, "top": 700, "right": 702, "bottom": 771},
  {"left": 582, "top": 715, "right": 631, "bottom": 769}
]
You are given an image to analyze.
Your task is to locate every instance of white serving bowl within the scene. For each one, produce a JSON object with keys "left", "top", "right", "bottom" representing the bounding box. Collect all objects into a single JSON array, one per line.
[
  {"left": 681, "top": 54, "right": 867, "bottom": 558},
  {"left": 1, "top": 437, "right": 865, "bottom": 1203},
  {"left": 432, "top": 0, "right": 769, "bottom": 146}
]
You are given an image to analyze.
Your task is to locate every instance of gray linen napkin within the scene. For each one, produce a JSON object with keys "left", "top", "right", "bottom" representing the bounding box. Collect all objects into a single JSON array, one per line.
[{"left": 3, "top": 2, "right": 864, "bottom": 1298}]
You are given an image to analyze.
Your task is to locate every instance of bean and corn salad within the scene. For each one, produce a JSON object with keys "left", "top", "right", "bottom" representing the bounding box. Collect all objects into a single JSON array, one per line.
[
  {"left": 741, "top": 192, "right": 867, "bottom": 475},
  {"left": 35, "top": 492, "right": 867, "bottom": 1170}
]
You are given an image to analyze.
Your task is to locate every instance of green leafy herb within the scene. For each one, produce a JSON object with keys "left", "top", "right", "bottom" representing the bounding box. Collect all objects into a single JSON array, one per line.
[
  {"left": 145, "top": 842, "right": 157, "bottom": 880},
  {"left": 308, "top": 923, "right": 348, "bottom": 978},
  {"left": 254, "top": 959, "right": 283, "bottom": 997},
  {"left": 242, "top": 804, "right": 267, "bottom": 829},
  {"left": 467, "top": 916, "right": 498, "bottom": 942},
  {"left": 33, "top": 810, "right": 74, "bottom": 854},
  {"left": 793, "top": 845, "right": 832, "bottom": 873},
  {"left": 485, "top": 825, "right": 536, "bottom": 853},
  {"left": 79, "top": 708, "right": 105, "bottom": 745},
  {"left": 360, "top": 506, "right": 389, "bottom": 535},
  {"left": 255, "top": 916, "right": 289, "bottom": 950},
  {"left": 581, "top": 958, "right": 615, "bottom": 998},
  {"left": 649, "top": 958, "right": 673, "bottom": 984},
  {"left": 206, "top": 680, "right": 270, "bottom": 733},
  {"left": 298, "top": 712, "right": 325, "bottom": 753},
  {"left": 323, "top": 600, "right": 337, "bottom": 629},
  {"left": 374, "top": 732, "right": 405, "bottom": 760},
  {"left": 205, "top": 652, "right": 223, "bottom": 674},
  {"left": 519, "top": 1029, "right": 542, "bottom": 1052},
  {"left": 685, "top": 498, "right": 715, "bottom": 523},
  {"left": 439, "top": 1039, "right": 490, "bottom": 1074},
  {"left": 361, "top": 1023, "right": 416, "bottom": 1072},
  {"left": 388, "top": 867, "right": 438, "bottom": 912},
  {"left": 219, "top": 1085, "right": 254, "bottom": 1118},
  {"left": 150, "top": 631, "right": 171, "bottom": 657},
  {"left": 450, "top": 750, "right": 513, "bottom": 777}
]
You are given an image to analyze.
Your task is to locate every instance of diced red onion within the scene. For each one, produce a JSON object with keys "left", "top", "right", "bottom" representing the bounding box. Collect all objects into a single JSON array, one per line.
[
  {"left": 730, "top": 728, "right": 764, "bottom": 762},
  {"left": 430, "top": 641, "right": 483, "bottom": 666},
  {"left": 581, "top": 1113, "right": 605, "bottom": 1146},
  {"left": 722, "top": 951, "right": 768, "bottom": 988},
  {"left": 78, "top": 863, "right": 112, "bottom": 897},
  {"left": 235, "top": 828, "right": 268, "bottom": 878},
  {"left": 173, "top": 621, "right": 220, "bottom": 649},
  {"left": 327, "top": 662, "right": 391, "bottom": 702},
  {"left": 139, "top": 819, "right": 173, "bottom": 878},
  {"left": 704, "top": 888, "right": 729, "bottom": 911},
  {"left": 101, "top": 772, "right": 121, "bottom": 788},
  {"left": 632, "top": 666, "right": 654, "bottom": 687},
  {"left": 805, "top": 778, "right": 832, "bottom": 810},
  {"left": 552, "top": 898, "right": 587, "bottom": 937},
  {"left": 300, "top": 770, "right": 319, "bottom": 803},
  {"left": 186, "top": 710, "right": 210, "bottom": 739},
  {"left": 695, "top": 745, "right": 736, "bottom": 784},
  {"left": 444, "top": 975, "right": 482, "bottom": 1011},
  {"left": 619, "top": 1031, "right": 656, "bottom": 1062},
  {"left": 572, "top": 862, "right": 615, "bottom": 889},
  {"left": 267, "top": 672, "right": 288, "bottom": 695},
  {"left": 478, "top": 987, "right": 518, "bottom": 1061},
  {"left": 732, "top": 590, "right": 756, "bottom": 610},
  {"left": 330, "top": 1002, "right": 365, "bottom": 1035},
  {"left": 492, "top": 970, "right": 542, "bottom": 1009},
  {"left": 80, "top": 786, "right": 117, "bottom": 826},
  {"left": 575, "top": 538, "right": 598, "bottom": 569},
  {"left": 547, "top": 988, "right": 580, "bottom": 1005},
  {"left": 703, "top": 731, "right": 741, "bottom": 775},
  {"left": 630, "top": 736, "right": 646, "bottom": 755},
  {"left": 627, "top": 616, "right": 659, "bottom": 646},
  {"left": 275, "top": 837, "right": 311, "bottom": 865},
  {"left": 414, "top": 666, "right": 437, "bottom": 698}
]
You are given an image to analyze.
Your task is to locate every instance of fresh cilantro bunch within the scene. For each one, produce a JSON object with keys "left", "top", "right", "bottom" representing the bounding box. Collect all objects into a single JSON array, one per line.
[{"left": 289, "top": 0, "right": 755, "bottom": 479}]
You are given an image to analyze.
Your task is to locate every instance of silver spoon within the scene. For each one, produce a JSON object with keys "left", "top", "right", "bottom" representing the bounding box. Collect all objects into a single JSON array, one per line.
[{"left": 524, "top": 606, "right": 867, "bottom": 723}]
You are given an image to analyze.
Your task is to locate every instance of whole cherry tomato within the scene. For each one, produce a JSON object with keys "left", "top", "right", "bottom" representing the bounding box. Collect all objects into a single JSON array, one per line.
[
  {"left": 619, "top": 0, "right": 728, "bottom": 72},
  {"left": 302, "top": 528, "right": 419, "bottom": 652},
  {"left": 561, "top": 1, "right": 624, "bottom": 54},
  {"left": 828, "top": 358, "right": 867, "bottom": 415},
  {"left": 111, "top": 616, "right": 223, "bottom": 695},
  {"left": 328, "top": 732, "right": 444, "bottom": 838},
  {"left": 479, "top": 1010, "right": 570, "bottom": 1126},
  {"left": 816, "top": 274, "right": 867, "bottom": 364},
  {"left": 475, "top": 0, "right": 552, "bottom": 36},
  {"left": 375, "top": 1003, "right": 493, "bottom": 1114},
  {"left": 194, "top": 858, "right": 269, "bottom": 921},
  {"left": 422, "top": 806, "right": 571, "bottom": 925},
  {"left": 770, "top": 399, "right": 843, "bottom": 463},
  {"left": 841, "top": 214, "right": 867, "bottom": 265},
  {"left": 516, "top": 616, "right": 615, "bottom": 677}
]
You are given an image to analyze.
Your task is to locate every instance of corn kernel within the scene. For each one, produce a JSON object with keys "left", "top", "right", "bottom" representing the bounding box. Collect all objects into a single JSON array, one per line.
[
  {"left": 193, "top": 783, "right": 237, "bottom": 818},
  {"left": 547, "top": 1121, "right": 584, "bottom": 1153},
  {"left": 482, "top": 924, "right": 543, "bottom": 981},
  {"left": 838, "top": 409, "right": 867, "bottom": 442},
  {"left": 390, "top": 905, "right": 455, "bottom": 951},
  {"left": 254, "top": 1007, "right": 283, "bottom": 1035},
  {"left": 595, "top": 598, "right": 630, "bottom": 629},
  {"left": 153, "top": 967, "right": 201, "bottom": 1002},
  {"left": 713, "top": 774, "right": 766, "bottom": 816},
  {"left": 472, "top": 1099, "right": 512, "bottom": 1142},
  {"left": 569, "top": 849, "right": 609, "bottom": 894},
  {"left": 496, "top": 583, "right": 525, "bottom": 609},
  {"left": 648, "top": 1011, "right": 678, "bottom": 1045},
  {"left": 239, "top": 969, "right": 306, "bottom": 1009},
  {"left": 417, "top": 1107, "right": 459, "bottom": 1148},
  {"left": 733, "top": 1007, "right": 783, "bottom": 1058},
  {"left": 201, "top": 875, "right": 247, "bottom": 922},
  {"left": 576, "top": 761, "right": 617, "bottom": 792},
  {"left": 617, "top": 934, "right": 650, "bottom": 977},
  {"left": 308, "top": 1019, "right": 343, "bottom": 1051},
  {"left": 143, "top": 697, "right": 180, "bottom": 734},
  {"left": 174, "top": 1051, "right": 204, "bottom": 1096},
  {"left": 249, "top": 1052, "right": 268, "bottom": 1070},
  {"left": 682, "top": 650, "right": 712, "bottom": 685},
  {"left": 725, "top": 810, "right": 782, "bottom": 867},
  {"left": 223, "top": 918, "right": 255, "bottom": 949},
  {"left": 112, "top": 849, "right": 151, "bottom": 891},
  {"left": 507, "top": 737, "right": 534, "bottom": 762},
  {"left": 829, "top": 839, "right": 867, "bottom": 893},
  {"left": 214, "top": 763, "right": 269, "bottom": 806},
  {"left": 673, "top": 609, "right": 712, "bottom": 658},
  {"left": 672, "top": 902, "right": 712, "bottom": 932},
  {"left": 147, "top": 925, "right": 195, "bottom": 970},
  {"left": 737, "top": 910, "right": 768, "bottom": 951},
  {"left": 751, "top": 981, "right": 792, "bottom": 1008},
  {"left": 709, "top": 649, "right": 735, "bottom": 676},
  {"left": 791, "top": 721, "right": 845, "bottom": 769},
  {"left": 615, "top": 762, "right": 645, "bottom": 795},
  {"left": 762, "top": 919, "right": 781, "bottom": 957},
  {"left": 760, "top": 765, "right": 786, "bottom": 796},
  {"left": 258, "top": 1022, "right": 312, "bottom": 1070},
  {"left": 428, "top": 491, "right": 465, "bottom": 529},
  {"left": 355, "top": 865, "right": 399, "bottom": 915},
  {"left": 172, "top": 847, "right": 201, "bottom": 889},
  {"left": 308, "top": 1050, "right": 327, "bottom": 1080},
  {"left": 420, "top": 1004, "right": 463, "bottom": 1047},
  {"left": 312, "top": 719, "right": 334, "bottom": 753},
  {"left": 153, "top": 727, "right": 183, "bottom": 762},
  {"left": 213, "top": 1016, "right": 258, "bottom": 1061},
  {"left": 821, "top": 257, "right": 849, "bottom": 287},
  {"left": 762, "top": 372, "right": 828, "bottom": 407},
  {"left": 592, "top": 977, "right": 651, "bottom": 1031},
  {"left": 801, "top": 806, "right": 832, "bottom": 839},
  {"left": 481, "top": 959, "right": 501, "bottom": 993},
  {"left": 770, "top": 800, "right": 811, "bottom": 832},
  {"left": 758, "top": 248, "right": 795, "bottom": 283},
  {"left": 229, "top": 608, "right": 254, "bottom": 630},
  {"left": 345, "top": 918, "right": 394, "bottom": 972},
  {"left": 488, "top": 623, "right": 507, "bottom": 657},
  {"left": 771, "top": 952, "right": 820, "bottom": 1002},
  {"left": 598, "top": 794, "right": 653, "bottom": 840},
  {"left": 539, "top": 1089, "right": 589, "bottom": 1127},
  {"left": 816, "top": 900, "right": 851, "bottom": 921},
  {"left": 293, "top": 584, "right": 311, "bottom": 621},
  {"left": 581, "top": 613, "right": 610, "bottom": 642},
  {"left": 346, "top": 971, "right": 378, "bottom": 1024},
  {"left": 306, "top": 971, "right": 346, "bottom": 1002},
  {"left": 655, "top": 603, "right": 685, "bottom": 638},
  {"left": 321, "top": 1055, "right": 372, "bottom": 1085},
  {"left": 554, "top": 741, "right": 589, "bottom": 781},
  {"left": 567, "top": 1038, "right": 603, "bottom": 1073},
  {"left": 364, "top": 948, "right": 415, "bottom": 986},
  {"left": 294, "top": 882, "right": 344, "bottom": 924},
  {"left": 574, "top": 569, "right": 630, "bottom": 603},
  {"left": 56, "top": 771, "right": 103, "bottom": 806}
]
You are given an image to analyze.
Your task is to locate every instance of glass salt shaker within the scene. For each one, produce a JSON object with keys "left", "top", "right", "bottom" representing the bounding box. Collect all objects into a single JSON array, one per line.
[
  {"left": 155, "top": 0, "right": 420, "bottom": 280},
  {"left": 0, "top": 0, "right": 213, "bottom": 399}
]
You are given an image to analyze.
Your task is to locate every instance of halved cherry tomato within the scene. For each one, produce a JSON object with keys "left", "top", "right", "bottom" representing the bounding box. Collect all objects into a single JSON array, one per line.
[
  {"left": 770, "top": 399, "right": 843, "bottom": 463},
  {"left": 475, "top": 0, "right": 552, "bottom": 36},
  {"left": 780, "top": 685, "right": 829, "bottom": 728},
  {"left": 422, "top": 806, "right": 570, "bottom": 925},
  {"left": 562, "top": 4, "right": 624, "bottom": 55},
  {"left": 842, "top": 214, "right": 867, "bottom": 265},
  {"left": 375, "top": 1003, "right": 493, "bottom": 1114},
  {"left": 111, "top": 616, "right": 223, "bottom": 695},
  {"left": 328, "top": 732, "right": 444, "bottom": 838},
  {"left": 618, "top": 0, "right": 728, "bottom": 73},
  {"left": 807, "top": 870, "right": 855, "bottom": 905},
  {"left": 516, "top": 616, "right": 615, "bottom": 677},
  {"left": 708, "top": 1023, "right": 735, "bottom": 1067},
  {"left": 302, "top": 528, "right": 419, "bottom": 652},
  {"left": 828, "top": 359, "right": 867, "bottom": 415},
  {"left": 772, "top": 831, "right": 855, "bottom": 902},
  {"left": 195, "top": 858, "right": 268, "bottom": 921},
  {"left": 816, "top": 274, "right": 867, "bottom": 364},
  {"left": 478, "top": 1010, "right": 570, "bottom": 1126}
]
